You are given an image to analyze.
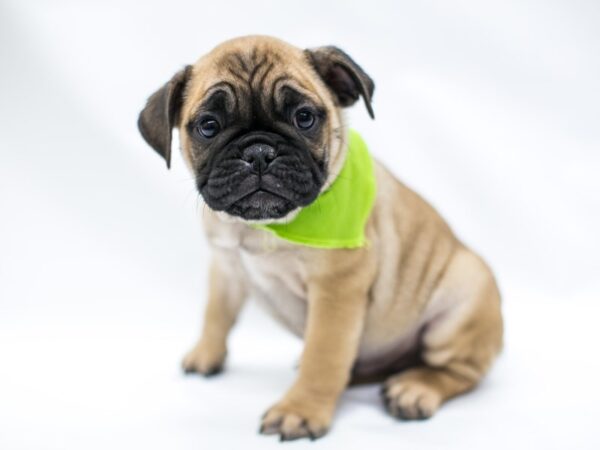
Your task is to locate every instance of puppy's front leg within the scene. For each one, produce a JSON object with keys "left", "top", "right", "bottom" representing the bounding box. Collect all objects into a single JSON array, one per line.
[
  {"left": 182, "top": 251, "right": 247, "bottom": 376},
  {"left": 260, "top": 248, "right": 374, "bottom": 441}
]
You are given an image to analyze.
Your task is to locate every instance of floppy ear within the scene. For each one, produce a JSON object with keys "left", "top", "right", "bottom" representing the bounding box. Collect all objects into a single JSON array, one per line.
[
  {"left": 305, "top": 46, "right": 375, "bottom": 119},
  {"left": 137, "top": 65, "right": 192, "bottom": 168}
]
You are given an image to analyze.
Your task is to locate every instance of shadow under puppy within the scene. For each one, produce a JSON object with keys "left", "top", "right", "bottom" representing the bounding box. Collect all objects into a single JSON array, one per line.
[{"left": 138, "top": 35, "right": 503, "bottom": 441}]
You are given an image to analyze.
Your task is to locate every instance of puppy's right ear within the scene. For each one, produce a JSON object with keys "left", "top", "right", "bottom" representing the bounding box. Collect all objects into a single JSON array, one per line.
[{"left": 138, "top": 65, "right": 192, "bottom": 169}]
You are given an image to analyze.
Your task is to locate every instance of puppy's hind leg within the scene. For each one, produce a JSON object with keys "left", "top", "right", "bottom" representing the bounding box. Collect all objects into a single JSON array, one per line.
[
  {"left": 182, "top": 251, "right": 247, "bottom": 376},
  {"left": 382, "top": 250, "right": 503, "bottom": 420}
]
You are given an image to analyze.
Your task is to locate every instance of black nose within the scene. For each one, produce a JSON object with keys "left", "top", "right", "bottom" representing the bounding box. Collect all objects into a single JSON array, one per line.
[{"left": 242, "top": 143, "right": 276, "bottom": 173}]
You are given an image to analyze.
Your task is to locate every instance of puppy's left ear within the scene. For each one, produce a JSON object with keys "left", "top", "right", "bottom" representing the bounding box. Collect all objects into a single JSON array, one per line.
[
  {"left": 305, "top": 46, "right": 375, "bottom": 119},
  {"left": 138, "top": 65, "right": 192, "bottom": 169}
]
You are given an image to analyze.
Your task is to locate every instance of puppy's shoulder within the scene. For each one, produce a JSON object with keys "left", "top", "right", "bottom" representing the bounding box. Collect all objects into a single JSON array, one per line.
[{"left": 372, "top": 160, "right": 454, "bottom": 238}]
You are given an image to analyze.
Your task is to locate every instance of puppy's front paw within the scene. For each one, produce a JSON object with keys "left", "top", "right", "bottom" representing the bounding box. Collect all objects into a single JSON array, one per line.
[
  {"left": 382, "top": 374, "right": 442, "bottom": 420},
  {"left": 259, "top": 400, "right": 331, "bottom": 441},
  {"left": 181, "top": 341, "right": 226, "bottom": 376}
]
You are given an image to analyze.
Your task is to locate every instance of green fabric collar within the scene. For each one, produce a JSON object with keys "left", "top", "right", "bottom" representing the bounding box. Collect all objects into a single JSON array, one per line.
[{"left": 257, "top": 129, "right": 376, "bottom": 249}]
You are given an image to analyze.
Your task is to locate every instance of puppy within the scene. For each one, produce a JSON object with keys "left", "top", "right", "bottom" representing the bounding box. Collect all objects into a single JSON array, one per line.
[{"left": 138, "top": 35, "right": 503, "bottom": 441}]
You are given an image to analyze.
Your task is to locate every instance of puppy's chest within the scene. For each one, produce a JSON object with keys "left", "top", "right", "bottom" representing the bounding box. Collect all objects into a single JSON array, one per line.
[
  {"left": 240, "top": 248, "right": 309, "bottom": 336},
  {"left": 209, "top": 223, "right": 309, "bottom": 335}
]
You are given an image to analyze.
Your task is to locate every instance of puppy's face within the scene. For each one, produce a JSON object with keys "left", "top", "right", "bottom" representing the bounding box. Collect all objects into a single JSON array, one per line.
[{"left": 139, "top": 36, "right": 374, "bottom": 222}]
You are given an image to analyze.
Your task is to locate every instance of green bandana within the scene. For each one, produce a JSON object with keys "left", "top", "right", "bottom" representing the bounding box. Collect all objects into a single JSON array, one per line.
[{"left": 258, "top": 129, "right": 376, "bottom": 249}]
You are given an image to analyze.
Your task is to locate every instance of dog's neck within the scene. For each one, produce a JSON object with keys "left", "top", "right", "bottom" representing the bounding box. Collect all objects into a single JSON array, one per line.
[{"left": 254, "top": 129, "right": 376, "bottom": 249}]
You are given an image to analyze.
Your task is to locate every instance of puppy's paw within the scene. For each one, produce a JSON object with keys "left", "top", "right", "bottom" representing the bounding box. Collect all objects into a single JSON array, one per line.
[
  {"left": 181, "top": 341, "right": 226, "bottom": 376},
  {"left": 382, "top": 374, "right": 442, "bottom": 420},
  {"left": 259, "top": 401, "right": 331, "bottom": 441}
]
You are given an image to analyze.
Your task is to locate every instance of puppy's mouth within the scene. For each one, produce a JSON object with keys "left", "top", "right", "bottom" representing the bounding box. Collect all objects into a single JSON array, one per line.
[
  {"left": 226, "top": 187, "right": 296, "bottom": 221},
  {"left": 199, "top": 170, "right": 313, "bottom": 221},
  {"left": 235, "top": 187, "right": 290, "bottom": 204}
]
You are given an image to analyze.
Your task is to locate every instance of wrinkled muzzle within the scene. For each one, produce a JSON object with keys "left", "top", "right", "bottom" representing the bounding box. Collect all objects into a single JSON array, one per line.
[{"left": 198, "top": 132, "right": 326, "bottom": 221}]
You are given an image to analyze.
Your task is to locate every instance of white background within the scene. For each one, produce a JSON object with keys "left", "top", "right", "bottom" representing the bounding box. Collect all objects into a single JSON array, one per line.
[{"left": 1, "top": 1, "right": 599, "bottom": 449}]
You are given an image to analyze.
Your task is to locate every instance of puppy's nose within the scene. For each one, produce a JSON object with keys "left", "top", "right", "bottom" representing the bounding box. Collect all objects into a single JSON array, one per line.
[{"left": 242, "top": 143, "right": 276, "bottom": 173}]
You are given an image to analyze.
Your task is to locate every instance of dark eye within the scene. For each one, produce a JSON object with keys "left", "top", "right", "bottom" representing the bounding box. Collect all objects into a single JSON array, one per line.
[
  {"left": 294, "top": 109, "right": 315, "bottom": 130},
  {"left": 197, "top": 117, "right": 220, "bottom": 138}
]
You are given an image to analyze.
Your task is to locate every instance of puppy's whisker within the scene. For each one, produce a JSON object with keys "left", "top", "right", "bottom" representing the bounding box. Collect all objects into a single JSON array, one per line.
[
  {"left": 201, "top": 198, "right": 208, "bottom": 220},
  {"left": 175, "top": 176, "right": 196, "bottom": 184},
  {"left": 184, "top": 187, "right": 199, "bottom": 205}
]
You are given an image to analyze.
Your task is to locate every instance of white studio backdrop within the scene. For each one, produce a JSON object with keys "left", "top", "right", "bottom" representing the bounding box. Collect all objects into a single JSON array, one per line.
[{"left": 1, "top": 1, "right": 599, "bottom": 449}]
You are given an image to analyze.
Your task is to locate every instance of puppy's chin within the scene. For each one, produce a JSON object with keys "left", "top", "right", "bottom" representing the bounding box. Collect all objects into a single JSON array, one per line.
[
  {"left": 225, "top": 190, "right": 298, "bottom": 222},
  {"left": 214, "top": 197, "right": 302, "bottom": 225}
]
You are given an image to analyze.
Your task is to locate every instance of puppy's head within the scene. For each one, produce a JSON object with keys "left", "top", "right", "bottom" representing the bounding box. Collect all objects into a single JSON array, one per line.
[{"left": 138, "top": 36, "right": 374, "bottom": 222}]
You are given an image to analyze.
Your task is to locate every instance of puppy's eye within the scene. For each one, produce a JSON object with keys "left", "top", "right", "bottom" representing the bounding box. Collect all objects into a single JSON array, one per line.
[
  {"left": 294, "top": 109, "right": 315, "bottom": 130},
  {"left": 197, "top": 117, "right": 220, "bottom": 138}
]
